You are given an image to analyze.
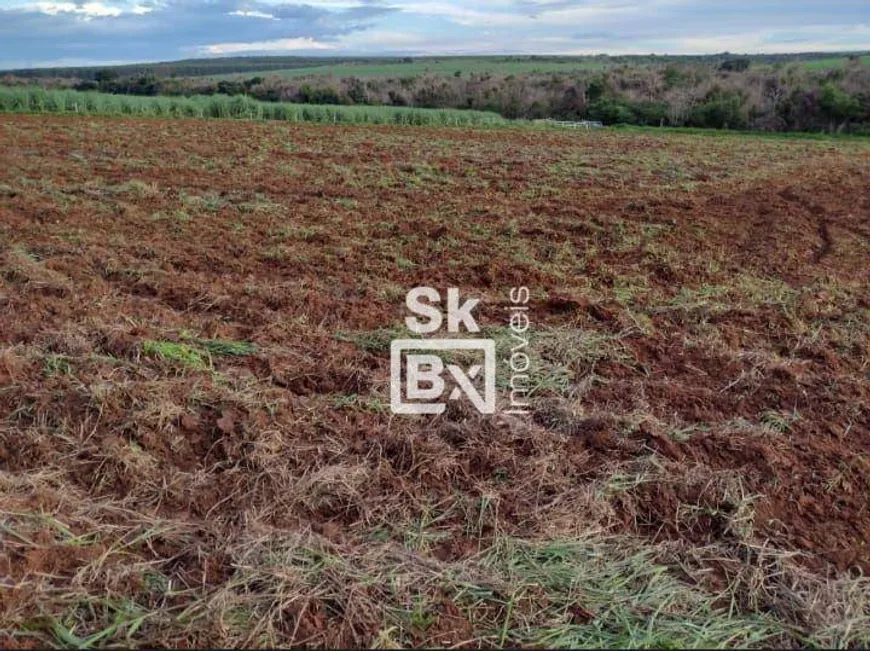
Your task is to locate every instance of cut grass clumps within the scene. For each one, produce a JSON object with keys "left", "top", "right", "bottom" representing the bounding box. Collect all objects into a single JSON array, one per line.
[
  {"left": 477, "top": 324, "right": 637, "bottom": 398},
  {"left": 197, "top": 338, "right": 257, "bottom": 357},
  {"left": 486, "top": 537, "right": 785, "bottom": 648},
  {"left": 190, "top": 531, "right": 798, "bottom": 648},
  {"left": 45, "top": 607, "right": 152, "bottom": 650},
  {"left": 3, "top": 247, "right": 71, "bottom": 295},
  {"left": 335, "top": 323, "right": 636, "bottom": 402},
  {"left": 43, "top": 354, "right": 73, "bottom": 377},
  {"left": 141, "top": 336, "right": 256, "bottom": 370},
  {"left": 0, "top": 86, "right": 508, "bottom": 127},
  {"left": 142, "top": 340, "right": 209, "bottom": 371},
  {"left": 335, "top": 326, "right": 408, "bottom": 354}
]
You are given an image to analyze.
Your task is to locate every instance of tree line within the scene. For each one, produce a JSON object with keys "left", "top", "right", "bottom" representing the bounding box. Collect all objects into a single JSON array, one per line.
[{"left": 4, "top": 57, "right": 869, "bottom": 133}]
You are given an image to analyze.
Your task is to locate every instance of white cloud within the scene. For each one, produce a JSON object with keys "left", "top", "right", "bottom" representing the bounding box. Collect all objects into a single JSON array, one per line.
[
  {"left": 227, "top": 9, "right": 278, "bottom": 19},
  {"left": 25, "top": 2, "right": 77, "bottom": 14},
  {"left": 199, "top": 36, "right": 337, "bottom": 54},
  {"left": 27, "top": 1, "right": 120, "bottom": 16},
  {"left": 262, "top": 0, "right": 365, "bottom": 8},
  {"left": 21, "top": 1, "right": 148, "bottom": 17},
  {"left": 80, "top": 2, "right": 121, "bottom": 16},
  {"left": 392, "top": 0, "right": 650, "bottom": 28},
  {"left": 332, "top": 27, "right": 516, "bottom": 55}
]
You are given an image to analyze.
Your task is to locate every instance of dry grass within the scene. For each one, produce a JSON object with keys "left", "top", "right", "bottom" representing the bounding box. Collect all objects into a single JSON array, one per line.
[{"left": 3, "top": 461, "right": 869, "bottom": 647}]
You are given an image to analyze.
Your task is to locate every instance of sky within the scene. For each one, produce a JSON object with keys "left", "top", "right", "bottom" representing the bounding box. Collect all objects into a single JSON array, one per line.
[{"left": 0, "top": 0, "right": 868, "bottom": 69}]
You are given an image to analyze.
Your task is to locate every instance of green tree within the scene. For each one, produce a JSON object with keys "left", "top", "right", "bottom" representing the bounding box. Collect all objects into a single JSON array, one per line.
[
  {"left": 719, "top": 57, "right": 751, "bottom": 72},
  {"left": 689, "top": 90, "right": 745, "bottom": 129},
  {"left": 346, "top": 77, "right": 368, "bottom": 104},
  {"left": 819, "top": 83, "right": 862, "bottom": 132},
  {"left": 94, "top": 68, "right": 119, "bottom": 85}
]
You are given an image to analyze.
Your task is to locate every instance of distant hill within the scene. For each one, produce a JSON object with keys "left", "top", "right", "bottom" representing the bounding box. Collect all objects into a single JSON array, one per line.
[
  {"left": 0, "top": 56, "right": 371, "bottom": 79},
  {"left": 3, "top": 52, "right": 870, "bottom": 80}
]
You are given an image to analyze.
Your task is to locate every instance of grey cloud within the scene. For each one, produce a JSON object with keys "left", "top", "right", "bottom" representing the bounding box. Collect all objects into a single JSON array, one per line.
[{"left": 0, "top": 0, "right": 396, "bottom": 66}]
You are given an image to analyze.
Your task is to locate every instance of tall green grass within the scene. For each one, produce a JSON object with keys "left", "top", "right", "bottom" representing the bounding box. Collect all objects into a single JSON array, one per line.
[{"left": 0, "top": 86, "right": 508, "bottom": 126}]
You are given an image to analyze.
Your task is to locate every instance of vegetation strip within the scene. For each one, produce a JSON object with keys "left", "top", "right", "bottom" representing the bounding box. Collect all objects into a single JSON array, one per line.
[{"left": 0, "top": 87, "right": 508, "bottom": 126}]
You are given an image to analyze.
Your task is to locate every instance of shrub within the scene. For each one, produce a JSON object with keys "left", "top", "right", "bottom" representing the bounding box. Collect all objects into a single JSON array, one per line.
[
  {"left": 819, "top": 83, "right": 862, "bottom": 130},
  {"left": 630, "top": 102, "right": 669, "bottom": 125},
  {"left": 589, "top": 98, "right": 634, "bottom": 124},
  {"left": 689, "top": 90, "right": 746, "bottom": 129},
  {"left": 719, "top": 57, "right": 751, "bottom": 72}
]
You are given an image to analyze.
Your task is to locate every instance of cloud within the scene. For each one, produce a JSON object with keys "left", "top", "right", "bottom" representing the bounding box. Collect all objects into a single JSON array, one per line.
[
  {"left": 0, "top": 0, "right": 868, "bottom": 68},
  {"left": 25, "top": 1, "right": 123, "bottom": 16},
  {"left": 0, "top": 0, "right": 396, "bottom": 67},
  {"left": 201, "top": 36, "right": 336, "bottom": 53},
  {"left": 227, "top": 9, "right": 279, "bottom": 19}
]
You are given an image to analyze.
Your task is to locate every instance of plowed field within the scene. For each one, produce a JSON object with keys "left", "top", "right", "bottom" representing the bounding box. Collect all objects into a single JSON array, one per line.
[{"left": 1, "top": 115, "right": 869, "bottom": 647}]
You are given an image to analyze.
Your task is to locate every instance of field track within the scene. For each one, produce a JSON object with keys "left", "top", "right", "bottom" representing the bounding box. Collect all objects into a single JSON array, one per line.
[{"left": 1, "top": 115, "right": 869, "bottom": 646}]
